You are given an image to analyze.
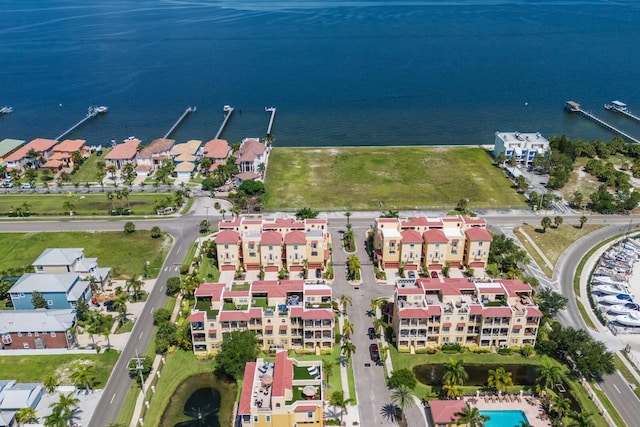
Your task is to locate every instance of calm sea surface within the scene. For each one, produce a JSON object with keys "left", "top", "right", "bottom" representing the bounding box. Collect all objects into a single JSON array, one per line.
[{"left": 1, "top": 0, "right": 640, "bottom": 147}]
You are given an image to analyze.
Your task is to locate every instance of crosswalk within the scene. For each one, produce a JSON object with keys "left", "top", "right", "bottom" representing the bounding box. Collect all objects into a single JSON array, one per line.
[{"left": 163, "top": 265, "right": 181, "bottom": 272}]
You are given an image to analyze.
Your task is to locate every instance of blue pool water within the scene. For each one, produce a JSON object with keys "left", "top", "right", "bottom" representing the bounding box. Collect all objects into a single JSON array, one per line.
[{"left": 480, "top": 410, "right": 529, "bottom": 427}]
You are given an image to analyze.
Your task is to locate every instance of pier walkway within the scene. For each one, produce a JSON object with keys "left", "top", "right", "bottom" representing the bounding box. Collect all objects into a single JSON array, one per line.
[
  {"left": 565, "top": 101, "right": 640, "bottom": 144},
  {"left": 265, "top": 106, "right": 276, "bottom": 135},
  {"left": 55, "top": 106, "right": 107, "bottom": 141},
  {"left": 214, "top": 105, "right": 234, "bottom": 139},
  {"left": 607, "top": 105, "right": 640, "bottom": 124},
  {"left": 164, "top": 106, "right": 196, "bottom": 139}
]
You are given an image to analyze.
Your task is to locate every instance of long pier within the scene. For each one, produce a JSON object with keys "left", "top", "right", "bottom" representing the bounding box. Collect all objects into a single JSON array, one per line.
[
  {"left": 55, "top": 106, "right": 107, "bottom": 141},
  {"left": 164, "top": 106, "right": 196, "bottom": 139},
  {"left": 565, "top": 101, "right": 640, "bottom": 144},
  {"left": 606, "top": 103, "right": 640, "bottom": 124},
  {"left": 214, "top": 105, "right": 234, "bottom": 139},
  {"left": 265, "top": 106, "right": 277, "bottom": 135}
]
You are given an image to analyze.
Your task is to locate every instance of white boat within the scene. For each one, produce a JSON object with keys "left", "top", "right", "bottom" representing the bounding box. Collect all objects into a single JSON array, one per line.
[
  {"left": 95, "top": 106, "right": 108, "bottom": 113},
  {"left": 607, "top": 303, "right": 639, "bottom": 315},
  {"left": 593, "top": 284, "right": 627, "bottom": 295},
  {"left": 592, "top": 276, "right": 629, "bottom": 287},
  {"left": 598, "top": 294, "right": 633, "bottom": 305},
  {"left": 615, "top": 312, "right": 640, "bottom": 327},
  {"left": 0, "top": 106, "right": 12, "bottom": 114}
]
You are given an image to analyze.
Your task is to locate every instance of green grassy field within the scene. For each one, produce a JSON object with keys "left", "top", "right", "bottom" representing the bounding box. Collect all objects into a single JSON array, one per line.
[
  {"left": 69, "top": 150, "right": 111, "bottom": 183},
  {"left": 0, "top": 231, "right": 170, "bottom": 278},
  {"left": 0, "top": 193, "right": 167, "bottom": 216},
  {"left": 518, "top": 223, "right": 603, "bottom": 266},
  {"left": 263, "top": 146, "right": 526, "bottom": 210}
]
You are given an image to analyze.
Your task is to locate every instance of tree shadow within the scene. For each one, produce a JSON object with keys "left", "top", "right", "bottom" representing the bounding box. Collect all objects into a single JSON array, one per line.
[
  {"left": 380, "top": 403, "right": 398, "bottom": 422},
  {"left": 534, "top": 227, "right": 546, "bottom": 234}
]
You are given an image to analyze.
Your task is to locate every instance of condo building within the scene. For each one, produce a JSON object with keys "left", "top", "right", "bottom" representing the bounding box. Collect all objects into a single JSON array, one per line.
[
  {"left": 392, "top": 277, "right": 542, "bottom": 351},
  {"left": 493, "top": 131, "right": 550, "bottom": 165},
  {"left": 188, "top": 280, "right": 334, "bottom": 355},
  {"left": 372, "top": 215, "right": 492, "bottom": 272}
]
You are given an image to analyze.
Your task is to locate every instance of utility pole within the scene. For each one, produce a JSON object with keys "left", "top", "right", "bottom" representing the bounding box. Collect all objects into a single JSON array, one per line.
[{"left": 133, "top": 349, "right": 146, "bottom": 397}]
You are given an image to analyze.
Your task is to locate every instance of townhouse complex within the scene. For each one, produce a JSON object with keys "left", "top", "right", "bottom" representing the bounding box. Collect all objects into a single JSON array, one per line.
[
  {"left": 238, "top": 351, "right": 324, "bottom": 427},
  {"left": 188, "top": 280, "right": 334, "bottom": 355},
  {"left": 215, "top": 217, "right": 331, "bottom": 276},
  {"left": 392, "top": 277, "right": 543, "bottom": 351},
  {"left": 372, "top": 215, "right": 492, "bottom": 272}
]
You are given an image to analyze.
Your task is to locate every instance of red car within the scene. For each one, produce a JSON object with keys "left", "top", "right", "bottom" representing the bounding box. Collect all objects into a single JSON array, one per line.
[{"left": 369, "top": 344, "right": 380, "bottom": 362}]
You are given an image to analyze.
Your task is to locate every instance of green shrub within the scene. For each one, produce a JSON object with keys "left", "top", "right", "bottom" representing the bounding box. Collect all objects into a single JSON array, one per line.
[
  {"left": 498, "top": 347, "right": 512, "bottom": 355},
  {"left": 388, "top": 368, "right": 417, "bottom": 390}
]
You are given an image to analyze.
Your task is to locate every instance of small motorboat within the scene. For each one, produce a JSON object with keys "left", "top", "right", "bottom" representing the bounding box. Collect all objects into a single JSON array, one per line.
[
  {"left": 598, "top": 294, "right": 633, "bottom": 305},
  {"left": 615, "top": 311, "right": 640, "bottom": 327}
]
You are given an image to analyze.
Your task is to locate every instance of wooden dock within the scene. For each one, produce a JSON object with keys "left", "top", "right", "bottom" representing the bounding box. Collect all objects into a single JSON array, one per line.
[
  {"left": 265, "top": 106, "right": 277, "bottom": 135},
  {"left": 164, "top": 106, "right": 196, "bottom": 139},
  {"left": 565, "top": 101, "right": 640, "bottom": 144},
  {"left": 214, "top": 105, "right": 234, "bottom": 139},
  {"left": 606, "top": 104, "right": 640, "bottom": 124},
  {"left": 55, "top": 106, "right": 107, "bottom": 141}
]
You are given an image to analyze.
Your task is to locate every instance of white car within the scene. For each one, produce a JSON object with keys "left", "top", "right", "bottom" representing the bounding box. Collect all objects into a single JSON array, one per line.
[{"left": 21, "top": 183, "right": 33, "bottom": 189}]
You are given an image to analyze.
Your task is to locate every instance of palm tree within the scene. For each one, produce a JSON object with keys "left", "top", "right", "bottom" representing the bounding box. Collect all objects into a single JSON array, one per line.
[
  {"left": 121, "top": 187, "right": 131, "bottom": 210},
  {"left": 126, "top": 275, "right": 144, "bottom": 301},
  {"left": 101, "top": 325, "right": 111, "bottom": 350},
  {"left": 454, "top": 404, "right": 490, "bottom": 426},
  {"left": 220, "top": 208, "right": 226, "bottom": 219},
  {"left": 579, "top": 215, "right": 588, "bottom": 229},
  {"left": 536, "top": 359, "right": 563, "bottom": 395},
  {"left": 342, "top": 319, "right": 355, "bottom": 340},
  {"left": 44, "top": 374, "right": 59, "bottom": 393},
  {"left": 372, "top": 317, "right": 385, "bottom": 336},
  {"left": 551, "top": 394, "right": 571, "bottom": 419},
  {"left": 340, "top": 341, "right": 356, "bottom": 364},
  {"left": 50, "top": 392, "right": 80, "bottom": 426},
  {"left": 181, "top": 272, "right": 202, "bottom": 299},
  {"left": 370, "top": 297, "right": 386, "bottom": 317},
  {"left": 442, "top": 383, "right": 462, "bottom": 399},
  {"left": 107, "top": 164, "right": 117, "bottom": 179},
  {"left": 62, "top": 200, "right": 74, "bottom": 215},
  {"left": 329, "top": 390, "right": 353, "bottom": 423},
  {"left": 541, "top": 216, "right": 552, "bottom": 232},
  {"left": 106, "top": 191, "right": 115, "bottom": 211},
  {"left": 345, "top": 210, "right": 352, "bottom": 226},
  {"left": 16, "top": 407, "right": 38, "bottom": 424},
  {"left": 339, "top": 294, "right": 352, "bottom": 314},
  {"left": 115, "top": 292, "right": 128, "bottom": 323},
  {"left": 568, "top": 410, "right": 595, "bottom": 427},
  {"left": 487, "top": 366, "right": 513, "bottom": 393},
  {"left": 443, "top": 358, "right": 469, "bottom": 387},
  {"left": 391, "top": 384, "right": 415, "bottom": 426},
  {"left": 554, "top": 215, "right": 563, "bottom": 228},
  {"left": 71, "top": 363, "right": 97, "bottom": 393},
  {"left": 323, "top": 360, "right": 335, "bottom": 389},
  {"left": 44, "top": 409, "right": 67, "bottom": 427}
]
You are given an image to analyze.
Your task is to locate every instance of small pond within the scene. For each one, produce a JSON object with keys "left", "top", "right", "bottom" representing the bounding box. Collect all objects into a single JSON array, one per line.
[
  {"left": 160, "top": 373, "right": 227, "bottom": 427},
  {"left": 413, "top": 363, "right": 538, "bottom": 387}
]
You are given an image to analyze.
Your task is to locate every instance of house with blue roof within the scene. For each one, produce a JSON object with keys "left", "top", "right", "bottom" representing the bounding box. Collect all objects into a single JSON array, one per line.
[{"left": 8, "top": 273, "right": 91, "bottom": 310}]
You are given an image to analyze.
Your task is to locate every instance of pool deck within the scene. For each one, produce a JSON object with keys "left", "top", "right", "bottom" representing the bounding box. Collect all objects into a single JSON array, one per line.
[{"left": 463, "top": 394, "right": 552, "bottom": 427}]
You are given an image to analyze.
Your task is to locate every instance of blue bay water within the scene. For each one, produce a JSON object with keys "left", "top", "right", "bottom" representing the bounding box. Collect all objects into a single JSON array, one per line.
[{"left": 1, "top": 0, "right": 640, "bottom": 147}]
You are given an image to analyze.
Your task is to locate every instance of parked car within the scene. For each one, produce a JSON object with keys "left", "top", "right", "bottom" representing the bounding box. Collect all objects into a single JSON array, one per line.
[
  {"left": 104, "top": 299, "right": 116, "bottom": 312},
  {"left": 21, "top": 183, "right": 33, "bottom": 189},
  {"left": 369, "top": 343, "right": 380, "bottom": 363},
  {"left": 368, "top": 327, "right": 376, "bottom": 339}
]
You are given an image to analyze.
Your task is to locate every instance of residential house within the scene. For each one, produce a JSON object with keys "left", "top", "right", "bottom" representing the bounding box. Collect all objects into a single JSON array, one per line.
[
  {"left": 235, "top": 138, "right": 268, "bottom": 174},
  {"left": 136, "top": 138, "right": 175, "bottom": 174},
  {"left": 237, "top": 351, "right": 324, "bottom": 427},
  {"left": 188, "top": 280, "right": 334, "bottom": 355},
  {"left": 0, "top": 139, "right": 25, "bottom": 165},
  {"left": 171, "top": 139, "right": 202, "bottom": 178},
  {"left": 43, "top": 139, "right": 88, "bottom": 169},
  {"left": 9, "top": 273, "right": 91, "bottom": 310},
  {"left": 202, "top": 138, "right": 230, "bottom": 164},
  {"left": 32, "top": 247, "right": 111, "bottom": 288},
  {"left": 105, "top": 138, "right": 140, "bottom": 169},
  {"left": 3, "top": 138, "right": 58, "bottom": 171},
  {"left": 373, "top": 215, "right": 492, "bottom": 272},
  {"left": 0, "top": 380, "right": 44, "bottom": 426},
  {"left": 427, "top": 400, "right": 467, "bottom": 427},
  {"left": 215, "top": 216, "right": 331, "bottom": 276},
  {"left": 493, "top": 131, "right": 550, "bottom": 165},
  {"left": 392, "top": 277, "right": 542, "bottom": 351},
  {"left": 0, "top": 309, "right": 76, "bottom": 350}
]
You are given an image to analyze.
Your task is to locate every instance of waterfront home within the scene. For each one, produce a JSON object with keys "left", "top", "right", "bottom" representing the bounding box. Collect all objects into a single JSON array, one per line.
[
  {"left": 493, "top": 131, "right": 549, "bottom": 166},
  {"left": 188, "top": 280, "right": 334, "bottom": 355},
  {"left": 105, "top": 138, "right": 140, "bottom": 169},
  {"left": 392, "top": 277, "right": 542, "bottom": 351},
  {"left": 9, "top": 273, "right": 91, "bottom": 310},
  {"left": 202, "top": 138, "right": 230, "bottom": 163},
  {"left": 0, "top": 309, "right": 76, "bottom": 350},
  {"left": 0, "top": 139, "right": 25, "bottom": 165},
  {"left": 43, "top": 138, "right": 88, "bottom": 169},
  {"left": 235, "top": 138, "right": 268, "bottom": 174},
  {"left": 4, "top": 138, "right": 58, "bottom": 171},
  {"left": 237, "top": 351, "right": 324, "bottom": 427},
  {"left": 136, "top": 138, "right": 175, "bottom": 174},
  {"left": 32, "top": 247, "right": 111, "bottom": 288},
  {"left": 373, "top": 215, "right": 492, "bottom": 272}
]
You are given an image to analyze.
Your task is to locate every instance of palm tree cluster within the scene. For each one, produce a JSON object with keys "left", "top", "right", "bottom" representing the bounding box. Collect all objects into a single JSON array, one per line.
[
  {"left": 337, "top": 295, "right": 356, "bottom": 366},
  {"left": 346, "top": 255, "right": 361, "bottom": 281},
  {"left": 442, "top": 358, "right": 468, "bottom": 399},
  {"left": 44, "top": 392, "right": 80, "bottom": 427}
]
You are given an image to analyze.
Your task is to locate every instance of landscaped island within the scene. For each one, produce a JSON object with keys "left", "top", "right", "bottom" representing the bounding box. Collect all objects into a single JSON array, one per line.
[{"left": 263, "top": 146, "right": 526, "bottom": 210}]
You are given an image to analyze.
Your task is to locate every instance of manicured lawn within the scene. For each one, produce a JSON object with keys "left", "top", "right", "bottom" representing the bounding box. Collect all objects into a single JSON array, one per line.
[
  {"left": 292, "top": 346, "right": 344, "bottom": 396},
  {"left": 69, "top": 151, "right": 111, "bottom": 184},
  {"left": 263, "top": 147, "right": 526, "bottom": 210},
  {"left": 0, "top": 193, "right": 169, "bottom": 216},
  {"left": 0, "top": 231, "right": 170, "bottom": 278},
  {"left": 513, "top": 228, "right": 554, "bottom": 278},
  {"left": 0, "top": 350, "right": 119, "bottom": 386},
  {"left": 518, "top": 224, "right": 603, "bottom": 266}
]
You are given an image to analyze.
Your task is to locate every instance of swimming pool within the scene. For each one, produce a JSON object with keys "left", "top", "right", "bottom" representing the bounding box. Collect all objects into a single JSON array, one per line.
[{"left": 480, "top": 410, "right": 530, "bottom": 427}]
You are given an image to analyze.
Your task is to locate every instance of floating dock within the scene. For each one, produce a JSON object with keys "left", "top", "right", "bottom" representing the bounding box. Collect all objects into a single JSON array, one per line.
[
  {"left": 565, "top": 101, "right": 640, "bottom": 144},
  {"left": 214, "top": 105, "right": 234, "bottom": 139},
  {"left": 265, "top": 106, "right": 277, "bottom": 135},
  {"left": 55, "top": 106, "right": 107, "bottom": 141},
  {"left": 164, "top": 106, "right": 196, "bottom": 139},
  {"left": 604, "top": 100, "right": 640, "bottom": 124}
]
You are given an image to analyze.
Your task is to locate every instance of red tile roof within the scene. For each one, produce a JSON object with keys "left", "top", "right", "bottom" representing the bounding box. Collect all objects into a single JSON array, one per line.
[
  {"left": 482, "top": 307, "right": 513, "bottom": 317},
  {"left": 105, "top": 139, "right": 140, "bottom": 160},
  {"left": 300, "top": 309, "right": 334, "bottom": 320},
  {"left": 469, "top": 305, "right": 483, "bottom": 315},
  {"left": 54, "top": 139, "right": 85, "bottom": 153},
  {"left": 5, "top": 138, "right": 58, "bottom": 162},
  {"left": 465, "top": 227, "right": 492, "bottom": 241},
  {"left": 203, "top": 139, "right": 230, "bottom": 159},
  {"left": 272, "top": 351, "right": 293, "bottom": 398},
  {"left": 238, "top": 362, "right": 257, "bottom": 414},
  {"left": 216, "top": 230, "right": 240, "bottom": 244},
  {"left": 188, "top": 312, "right": 205, "bottom": 322},
  {"left": 285, "top": 230, "right": 306, "bottom": 245},
  {"left": 527, "top": 307, "right": 543, "bottom": 317},
  {"left": 219, "top": 311, "right": 251, "bottom": 321},
  {"left": 400, "top": 217, "right": 432, "bottom": 227},
  {"left": 236, "top": 171, "right": 260, "bottom": 181},
  {"left": 397, "top": 306, "right": 441, "bottom": 318},
  {"left": 500, "top": 279, "right": 532, "bottom": 297},
  {"left": 401, "top": 229, "right": 423, "bottom": 243},
  {"left": 294, "top": 405, "right": 319, "bottom": 412},
  {"left": 429, "top": 400, "right": 466, "bottom": 424},
  {"left": 42, "top": 159, "right": 64, "bottom": 168},
  {"left": 462, "top": 215, "right": 487, "bottom": 226},
  {"left": 260, "top": 230, "right": 282, "bottom": 245},
  {"left": 194, "top": 283, "right": 225, "bottom": 299},
  {"left": 138, "top": 138, "right": 175, "bottom": 158},
  {"left": 396, "top": 287, "right": 424, "bottom": 295},
  {"left": 305, "top": 288, "right": 331, "bottom": 296},
  {"left": 235, "top": 139, "right": 266, "bottom": 164},
  {"left": 423, "top": 229, "right": 448, "bottom": 243}
]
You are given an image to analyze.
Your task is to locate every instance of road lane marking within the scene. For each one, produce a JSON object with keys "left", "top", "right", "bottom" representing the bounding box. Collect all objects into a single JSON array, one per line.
[
  {"left": 139, "top": 332, "right": 144, "bottom": 340},
  {"left": 176, "top": 244, "right": 182, "bottom": 253},
  {"left": 150, "top": 307, "right": 155, "bottom": 315},
  {"left": 613, "top": 384, "right": 621, "bottom": 393},
  {"left": 164, "top": 267, "right": 168, "bottom": 272},
  {"left": 160, "top": 285, "right": 164, "bottom": 291},
  {"left": 110, "top": 393, "right": 116, "bottom": 404}
]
